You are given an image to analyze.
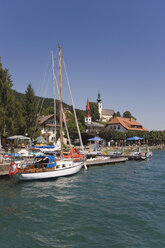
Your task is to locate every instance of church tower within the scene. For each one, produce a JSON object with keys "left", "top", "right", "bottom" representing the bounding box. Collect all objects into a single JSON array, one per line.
[
  {"left": 97, "top": 92, "right": 102, "bottom": 119},
  {"left": 85, "top": 97, "right": 92, "bottom": 124}
]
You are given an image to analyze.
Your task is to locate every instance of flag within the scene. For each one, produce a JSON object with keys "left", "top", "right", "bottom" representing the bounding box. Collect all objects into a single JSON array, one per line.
[{"left": 9, "top": 161, "right": 18, "bottom": 178}]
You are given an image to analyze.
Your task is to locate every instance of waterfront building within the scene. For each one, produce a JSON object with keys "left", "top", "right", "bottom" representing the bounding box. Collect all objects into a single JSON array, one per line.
[
  {"left": 84, "top": 98, "right": 104, "bottom": 136},
  {"left": 97, "top": 92, "right": 114, "bottom": 122},
  {"left": 106, "top": 117, "right": 147, "bottom": 132},
  {"left": 39, "top": 114, "right": 60, "bottom": 142}
]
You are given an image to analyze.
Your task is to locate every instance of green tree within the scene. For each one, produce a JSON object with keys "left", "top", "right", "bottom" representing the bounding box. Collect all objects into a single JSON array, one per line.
[
  {"left": 65, "top": 112, "right": 85, "bottom": 141},
  {"left": 13, "top": 101, "right": 26, "bottom": 134},
  {"left": 116, "top": 111, "right": 121, "bottom": 117},
  {"left": 123, "top": 111, "right": 136, "bottom": 120},
  {"left": 41, "top": 100, "right": 60, "bottom": 120},
  {"left": 0, "top": 61, "right": 15, "bottom": 135},
  {"left": 76, "top": 109, "right": 86, "bottom": 125},
  {"left": 41, "top": 106, "right": 54, "bottom": 115},
  {"left": 99, "top": 129, "right": 125, "bottom": 142},
  {"left": 113, "top": 111, "right": 121, "bottom": 118},
  {"left": 90, "top": 102, "right": 100, "bottom": 121},
  {"left": 123, "top": 111, "right": 132, "bottom": 118},
  {"left": 23, "top": 84, "right": 39, "bottom": 139}
]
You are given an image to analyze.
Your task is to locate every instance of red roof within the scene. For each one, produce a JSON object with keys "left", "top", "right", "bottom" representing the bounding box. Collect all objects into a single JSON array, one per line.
[
  {"left": 108, "top": 117, "right": 147, "bottom": 131},
  {"left": 86, "top": 97, "right": 91, "bottom": 117}
]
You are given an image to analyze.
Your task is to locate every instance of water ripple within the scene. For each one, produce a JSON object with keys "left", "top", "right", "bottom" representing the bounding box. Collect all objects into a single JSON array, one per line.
[{"left": 0, "top": 150, "right": 165, "bottom": 247}]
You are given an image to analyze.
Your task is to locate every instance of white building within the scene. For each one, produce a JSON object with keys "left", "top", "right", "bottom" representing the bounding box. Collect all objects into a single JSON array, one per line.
[
  {"left": 106, "top": 117, "right": 148, "bottom": 132},
  {"left": 84, "top": 97, "right": 104, "bottom": 135},
  {"left": 39, "top": 114, "right": 60, "bottom": 143},
  {"left": 97, "top": 92, "right": 114, "bottom": 122}
]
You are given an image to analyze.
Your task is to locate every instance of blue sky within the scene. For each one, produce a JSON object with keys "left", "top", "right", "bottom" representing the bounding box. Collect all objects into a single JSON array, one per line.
[{"left": 1, "top": 0, "right": 165, "bottom": 130}]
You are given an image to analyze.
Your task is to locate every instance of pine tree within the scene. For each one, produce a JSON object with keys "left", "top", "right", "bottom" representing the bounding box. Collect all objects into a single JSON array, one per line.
[
  {"left": 13, "top": 101, "right": 26, "bottom": 134},
  {"left": 0, "top": 61, "right": 15, "bottom": 135},
  {"left": 23, "top": 84, "right": 39, "bottom": 139}
]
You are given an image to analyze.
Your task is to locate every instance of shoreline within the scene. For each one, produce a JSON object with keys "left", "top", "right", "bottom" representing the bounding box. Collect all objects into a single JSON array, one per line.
[
  {"left": 148, "top": 145, "right": 165, "bottom": 150},
  {"left": 0, "top": 146, "right": 164, "bottom": 179},
  {"left": 103, "top": 145, "right": 165, "bottom": 151}
]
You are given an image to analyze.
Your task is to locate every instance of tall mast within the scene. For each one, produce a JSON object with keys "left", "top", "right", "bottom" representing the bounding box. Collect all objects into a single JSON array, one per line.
[
  {"left": 62, "top": 58, "right": 87, "bottom": 170},
  {"left": 51, "top": 50, "right": 56, "bottom": 145},
  {"left": 62, "top": 58, "right": 85, "bottom": 152},
  {"left": 58, "top": 45, "right": 63, "bottom": 157}
]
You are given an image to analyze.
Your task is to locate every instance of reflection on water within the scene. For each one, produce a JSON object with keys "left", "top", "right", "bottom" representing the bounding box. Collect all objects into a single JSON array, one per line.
[{"left": 10, "top": 172, "right": 86, "bottom": 203}]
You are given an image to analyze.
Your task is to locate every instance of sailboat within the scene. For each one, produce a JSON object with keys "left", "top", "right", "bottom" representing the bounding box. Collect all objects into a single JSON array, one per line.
[
  {"left": 10, "top": 45, "right": 85, "bottom": 181},
  {"left": 12, "top": 154, "right": 84, "bottom": 180}
]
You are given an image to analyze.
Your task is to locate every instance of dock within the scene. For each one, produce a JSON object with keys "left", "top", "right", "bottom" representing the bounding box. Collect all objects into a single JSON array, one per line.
[{"left": 86, "top": 157, "right": 128, "bottom": 166}]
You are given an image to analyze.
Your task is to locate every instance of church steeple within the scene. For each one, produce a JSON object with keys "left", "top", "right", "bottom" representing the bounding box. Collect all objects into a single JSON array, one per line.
[
  {"left": 97, "top": 92, "right": 101, "bottom": 103},
  {"left": 86, "top": 97, "right": 90, "bottom": 117},
  {"left": 85, "top": 97, "right": 92, "bottom": 124},
  {"left": 97, "top": 92, "right": 102, "bottom": 119}
]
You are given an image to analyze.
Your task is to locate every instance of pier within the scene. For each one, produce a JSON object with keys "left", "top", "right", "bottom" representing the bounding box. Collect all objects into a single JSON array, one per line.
[{"left": 86, "top": 157, "right": 128, "bottom": 166}]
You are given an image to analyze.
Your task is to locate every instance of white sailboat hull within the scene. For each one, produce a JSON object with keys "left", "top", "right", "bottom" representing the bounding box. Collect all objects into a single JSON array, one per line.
[{"left": 15, "top": 161, "right": 84, "bottom": 181}]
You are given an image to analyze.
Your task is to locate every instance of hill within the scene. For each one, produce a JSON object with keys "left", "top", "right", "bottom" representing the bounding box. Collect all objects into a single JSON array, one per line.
[{"left": 13, "top": 90, "right": 85, "bottom": 121}]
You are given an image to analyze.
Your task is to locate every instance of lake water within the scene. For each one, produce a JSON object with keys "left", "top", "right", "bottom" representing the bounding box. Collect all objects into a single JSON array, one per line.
[{"left": 0, "top": 150, "right": 165, "bottom": 248}]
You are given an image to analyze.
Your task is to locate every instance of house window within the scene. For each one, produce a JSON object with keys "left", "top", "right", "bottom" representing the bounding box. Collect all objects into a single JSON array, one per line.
[
  {"left": 118, "top": 125, "right": 120, "bottom": 130},
  {"left": 114, "top": 126, "right": 116, "bottom": 130}
]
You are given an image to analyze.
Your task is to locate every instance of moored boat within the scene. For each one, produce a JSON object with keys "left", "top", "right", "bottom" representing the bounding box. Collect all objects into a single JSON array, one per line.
[
  {"left": 9, "top": 45, "right": 85, "bottom": 181},
  {"left": 14, "top": 155, "right": 84, "bottom": 180}
]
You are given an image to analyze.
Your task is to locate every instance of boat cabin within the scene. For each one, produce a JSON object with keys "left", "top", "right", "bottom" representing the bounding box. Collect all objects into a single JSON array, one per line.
[{"left": 33, "top": 155, "right": 56, "bottom": 169}]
